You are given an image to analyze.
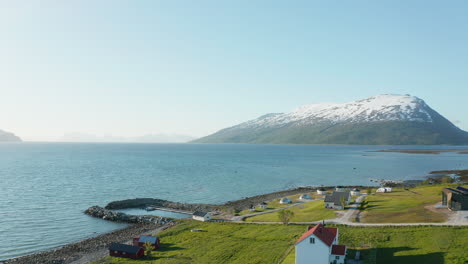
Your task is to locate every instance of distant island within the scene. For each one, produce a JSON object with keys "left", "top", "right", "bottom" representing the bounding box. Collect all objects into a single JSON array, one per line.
[
  {"left": 193, "top": 94, "right": 468, "bottom": 145},
  {"left": 0, "top": 129, "right": 22, "bottom": 142}
]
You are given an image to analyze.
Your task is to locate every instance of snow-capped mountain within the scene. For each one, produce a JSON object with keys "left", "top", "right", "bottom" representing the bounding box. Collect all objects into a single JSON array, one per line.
[
  {"left": 239, "top": 94, "right": 433, "bottom": 129},
  {"left": 193, "top": 94, "right": 468, "bottom": 145},
  {"left": 0, "top": 129, "right": 22, "bottom": 142}
]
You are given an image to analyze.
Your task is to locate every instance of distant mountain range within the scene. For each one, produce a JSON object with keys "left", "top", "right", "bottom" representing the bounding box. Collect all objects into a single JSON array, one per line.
[
  {"left": 61, "top": 133, "right": 195, "bottom": 143},
  {"left": 0, "top": 129, "right": 22, "bottom": 142},
  {"left": 193, "top": 94, "right": 468, "bottom": 145}
]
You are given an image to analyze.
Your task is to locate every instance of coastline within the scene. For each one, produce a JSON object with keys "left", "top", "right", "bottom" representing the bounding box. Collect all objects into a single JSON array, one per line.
[
  {"left": 3, "top": 173, "right": 464, "bottom": 263},
  {"left": 1, "top": 223, "right": 173, "bottom": 264}
]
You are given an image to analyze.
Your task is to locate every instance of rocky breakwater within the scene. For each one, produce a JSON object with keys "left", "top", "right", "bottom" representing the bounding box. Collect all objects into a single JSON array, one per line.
[
  {"left": 105, "top": 198, "right": 215, "bottom": 212},
  {"left": 85, "top": 206, "right": 175, "bottom": 225}
]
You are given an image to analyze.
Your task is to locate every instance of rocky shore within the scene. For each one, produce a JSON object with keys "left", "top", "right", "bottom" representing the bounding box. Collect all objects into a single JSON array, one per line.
[{"left": 2, "top": 223, "right": 172, "bottom": 264}]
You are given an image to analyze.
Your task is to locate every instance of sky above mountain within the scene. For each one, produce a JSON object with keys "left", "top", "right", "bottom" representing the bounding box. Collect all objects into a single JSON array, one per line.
[{"left": 1, "top": 1, "right": 467, "bottom": 141}]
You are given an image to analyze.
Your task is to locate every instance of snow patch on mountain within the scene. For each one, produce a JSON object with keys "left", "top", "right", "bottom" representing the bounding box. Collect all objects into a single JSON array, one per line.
[{"left": 239, "top": 94, "right": 433, "bottom": 129}]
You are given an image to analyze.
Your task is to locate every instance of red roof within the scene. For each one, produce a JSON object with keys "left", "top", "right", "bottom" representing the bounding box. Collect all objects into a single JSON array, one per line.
[
  {"left": 296, "top": 224, "right": 337, "bottom": 246},
  {"left": 331, "top": 244, "right": 346, "bottom": 255}
]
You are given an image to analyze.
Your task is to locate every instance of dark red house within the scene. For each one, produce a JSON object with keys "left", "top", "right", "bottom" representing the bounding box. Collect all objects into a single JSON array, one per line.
[
  {"left": 109, "top": 243, "right": 144, "bottom": 259},
  {"left": 133, "top": 235, "right": 160, "bottom": 250}
]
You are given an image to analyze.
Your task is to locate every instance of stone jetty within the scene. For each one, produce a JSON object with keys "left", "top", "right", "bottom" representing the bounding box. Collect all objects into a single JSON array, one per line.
[{"left": 84, "top": 206, "right": 174, "bottom": 225}]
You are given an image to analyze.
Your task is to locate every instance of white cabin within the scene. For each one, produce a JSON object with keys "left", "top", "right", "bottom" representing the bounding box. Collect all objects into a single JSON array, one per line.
[
  {"left": 192, "top": 211, "right": 212, "bottom": 221},
  {"left": 376, "top": 187, "right": 392, "bottom": 193},
  {"left": 317, "top": 188, "right": 327, "bottom": 195}
]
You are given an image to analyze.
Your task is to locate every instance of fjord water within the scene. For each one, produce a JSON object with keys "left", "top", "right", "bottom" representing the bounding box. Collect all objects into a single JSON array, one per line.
[{"left": 1, "top": 143, "right": 467, "bottom": 260}]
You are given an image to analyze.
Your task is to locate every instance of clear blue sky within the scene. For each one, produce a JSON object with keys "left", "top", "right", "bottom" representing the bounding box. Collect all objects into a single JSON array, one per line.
[{"left": 1, "top": 1, "right": 467, "bottom": 141}]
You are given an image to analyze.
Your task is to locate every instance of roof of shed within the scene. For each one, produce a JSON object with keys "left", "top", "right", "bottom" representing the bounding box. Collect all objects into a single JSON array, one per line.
[
  {"left": 109, "top": 243, "right": 142, "bottom": 254},
  {"left": 193, "top": 211, "right": 209, "bottom": 217}
]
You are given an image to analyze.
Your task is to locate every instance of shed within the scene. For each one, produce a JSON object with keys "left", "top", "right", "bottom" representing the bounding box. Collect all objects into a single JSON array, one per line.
[
  {"left": 133, "top": 235, "right": 160, "bottom": 250},
  {"left": 299, "top": 194, "right": 312, "bottom": 201},
  {"left": 350, "top": 188, "right": 361, "bottom": 196},
  {"left": 192, "top": 211, "right": 212, "bottom": 221},
  {"left": 335, "top": 186, "right": 346, "bottom": 192},
  {"left": 317, "top": 188, "right": 327, "bottom": 195},
  {"left": 376, "top": 187, "right": 392, "bottom": 193},
  {"left": 279, "top": 197, "right": 292, "bottom": 204},
  {"left": 257, "top": 202, "right": 268, "bottom": 210},
  {"left": 109, "top": 243, "right": 144, "bottom": 259}
]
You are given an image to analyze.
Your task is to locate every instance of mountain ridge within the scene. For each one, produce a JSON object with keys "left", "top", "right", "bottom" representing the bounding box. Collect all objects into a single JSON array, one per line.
[{"left": 193, "top": 94, "right": 468, "bottom": 145}]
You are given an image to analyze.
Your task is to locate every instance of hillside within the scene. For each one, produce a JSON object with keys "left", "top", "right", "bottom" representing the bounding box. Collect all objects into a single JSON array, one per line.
[
  {"left": 193, "top": 95, "right": 468, "bottom": 145},
  {"left": 0, "top": 129, "right": 22, "bottom": 142}
]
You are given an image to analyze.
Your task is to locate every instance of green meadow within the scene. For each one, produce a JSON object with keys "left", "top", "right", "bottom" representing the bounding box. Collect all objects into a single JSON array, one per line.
[
  {"left": 245, "top": 200, "right": 336, "bottom": 222},
  {"left": 359, "top": 184, "right": 465, "bottom": 223},
  {"left": 94, "top": 221, "right": 468, "bottom": 264}
]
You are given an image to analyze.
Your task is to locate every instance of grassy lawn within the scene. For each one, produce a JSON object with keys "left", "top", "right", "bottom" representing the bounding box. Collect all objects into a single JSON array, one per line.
[
  {"left": 244, "top": 200, "right": 336, "bottom": 222},
  {"left": 360, "top": 184, "right": 463, "bottom": 223},
  {"left": 237, "top": 192, "right": 325, "bottom": 216},
  {"left": 95, "top": 221, "right": 468, "bottom": 264},
  {"left": 94, "top": 221, "right": 305, "bottom": 264},
  {"left": 281, "top": 225, "right": 468, "bottom": 264}
]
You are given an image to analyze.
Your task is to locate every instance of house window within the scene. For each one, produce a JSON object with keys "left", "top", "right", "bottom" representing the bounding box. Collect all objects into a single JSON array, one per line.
[
  {"left": 335, "top": 256, "right": 340, "bottom": 260},
  {"left": 310, "top": 237, "right": 315, "bottom": 244}
]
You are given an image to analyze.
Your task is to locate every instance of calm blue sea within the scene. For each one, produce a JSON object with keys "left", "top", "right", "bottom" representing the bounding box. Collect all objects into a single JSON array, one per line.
[{"left": 0, "top": 143, "right": 467, "bottom": 260}]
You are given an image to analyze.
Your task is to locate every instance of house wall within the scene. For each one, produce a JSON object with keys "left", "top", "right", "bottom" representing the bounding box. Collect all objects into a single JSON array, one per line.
[
  {"left": 193, "top": 215, "right": 205, "bottom": 221},
  {"left": 329, "top": 254, "right": 345, "bottom": 264},
  {"left": 295, "top": 234, "right": 330, "bottom": 264},
  {"left": 325, "top": 202, "right": 335, "bottom": 208}
]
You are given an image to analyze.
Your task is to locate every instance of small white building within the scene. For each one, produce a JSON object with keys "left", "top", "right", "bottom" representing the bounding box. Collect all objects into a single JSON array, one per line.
[
  {"left": 376, "top": 187, "right": 392, "bottom": 193},
  {"left": 350, "top": 188, "right": 361, "bottom": 196},
  {"left": 295, "top": 224, "right": 347, "bottom": 264},
  {"left": 192, "top": 211, "right": 212, "bottom": 222},
  {"left": 335, "top": 186, "right": 346, "bottom": 192},
  {"left": 279, "top": 197, "right": 292, "bottom": 204},
  {"left": 257, "top": 202, "right": 268, "bottom": 210},
  {"left": 299, "top": 194, "right": 312, "bottom": 201},
  {"left": 317, "top": 188, "right": 327, "bottom": 195}
]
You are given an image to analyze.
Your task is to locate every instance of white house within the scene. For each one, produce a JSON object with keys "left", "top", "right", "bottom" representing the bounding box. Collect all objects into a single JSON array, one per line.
[
  {"left": 317, "top": 188, "right": 327, "bottom": 195},
  {"left": 324, "top": 192, "right": 351, "bottom": 210},
  {"left": 295, "top": 224, "right": 347, "bottom": 264},
  {"left": 350, "top": 188, "right": 360, "bottom": 196},
  {"left": 299, "top": 194, "right": 312, "bottom": 201},
  {"left": 376, "top": 187, "right": 392, "bottom": 193},
  {"left": 279, "top": 197, "right": 292, "bottom": 204},
  {"left": 192, "top": 211, "right": 211, "bottom": 222}
]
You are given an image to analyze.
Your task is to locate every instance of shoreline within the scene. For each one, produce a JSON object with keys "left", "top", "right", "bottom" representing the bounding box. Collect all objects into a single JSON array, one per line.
[
  {"left": 370, "top": 148, "right": 468, "bottom": 154},
  {"left": 1, "top": 223, "right": 173, "bottom": 264},
  {"left": 3, "top": 173, "right": 465, "bottom": 263}
]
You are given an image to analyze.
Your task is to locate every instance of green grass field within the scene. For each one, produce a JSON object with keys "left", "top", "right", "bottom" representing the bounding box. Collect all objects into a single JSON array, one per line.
[
  {"left": 281, "top": 225, "right": 468, "bottom": 264},
  {"left": 93, "top": 221, "right": 305, "bottom": 264},
  {"left": 237, "top": 192, "right": 326, "bottom": 216},
  {"left": 360, "top": 184, "right": 463, "bottom": 223},
  {"left": 94, "top": 221, "right": 468, "bottom": 264},
  {"left": 245, "top": 200, "right": 336, "bottom": 222}
]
